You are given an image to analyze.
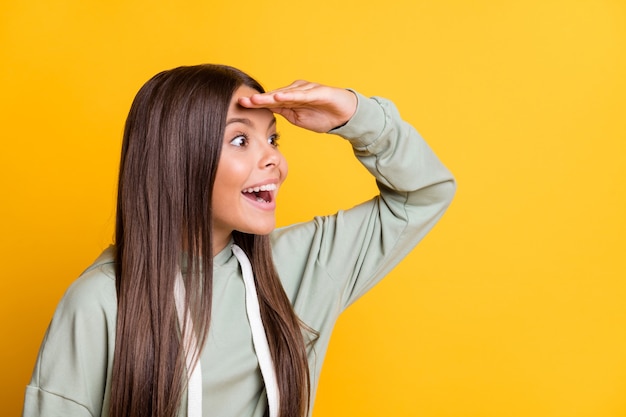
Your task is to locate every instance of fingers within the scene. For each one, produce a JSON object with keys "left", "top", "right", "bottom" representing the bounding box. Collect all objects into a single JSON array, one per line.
[
  {"left": 267, "top": 80, "right": 316, "bottom": 95},
  {"left": 238, "top": 80, "right": 324, "bottom": 109},
  {"left": 236, "top": 81, "right": 357, "bottom": 133}
]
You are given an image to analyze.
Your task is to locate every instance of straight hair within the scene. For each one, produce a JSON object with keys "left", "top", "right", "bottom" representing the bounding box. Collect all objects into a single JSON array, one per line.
[{"left": 111, "top": 64, "right": 311, "bottom": 417}]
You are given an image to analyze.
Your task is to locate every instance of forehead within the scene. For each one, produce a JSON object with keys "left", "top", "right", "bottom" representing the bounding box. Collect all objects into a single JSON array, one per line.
[{"left": 227, "top": 85, "right": 275, "bottom": 123}]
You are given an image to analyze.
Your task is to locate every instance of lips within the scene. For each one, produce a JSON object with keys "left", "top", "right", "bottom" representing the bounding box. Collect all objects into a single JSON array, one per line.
[{"left": 241, "top": 183, "right": 277, "bottom": 204}]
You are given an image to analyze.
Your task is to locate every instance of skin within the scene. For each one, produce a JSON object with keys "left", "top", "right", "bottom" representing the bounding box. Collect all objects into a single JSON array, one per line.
[{"left": 212, "top": 81, "right": 358, "bottom": 255}]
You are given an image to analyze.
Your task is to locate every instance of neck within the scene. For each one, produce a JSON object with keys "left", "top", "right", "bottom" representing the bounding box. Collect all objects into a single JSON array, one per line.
[{"left": 212, "top": 233, "right": 232, "bottom": 257}]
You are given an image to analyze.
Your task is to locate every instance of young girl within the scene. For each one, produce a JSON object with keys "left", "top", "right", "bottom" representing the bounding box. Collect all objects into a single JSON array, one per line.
[{"left": 23, "top": 64, "right": 455, "bottom": 417}]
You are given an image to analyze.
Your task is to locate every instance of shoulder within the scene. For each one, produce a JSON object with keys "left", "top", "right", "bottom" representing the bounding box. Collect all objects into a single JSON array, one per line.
[
  {"left": 270, "top": 216, "right": 328, "bottom": 264},
  {"left": 55, "top": 246, "right": 117, "bottom": 322},
  {"left": 26, "top": 247, "right": 118, "bottom": 416}
]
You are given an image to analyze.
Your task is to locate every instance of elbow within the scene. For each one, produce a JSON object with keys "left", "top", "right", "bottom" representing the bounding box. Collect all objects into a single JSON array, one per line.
[
  {"left": 406, "top": 177, "right": 456, "bottom": 210},
  {"left": 437, "top": 177, "right": 457, "bottom": 206}
]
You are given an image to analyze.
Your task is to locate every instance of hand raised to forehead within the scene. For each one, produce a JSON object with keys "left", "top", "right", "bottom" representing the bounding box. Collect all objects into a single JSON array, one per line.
[{"left": 237, "top": 80, "right": 357, "bottom": 133}]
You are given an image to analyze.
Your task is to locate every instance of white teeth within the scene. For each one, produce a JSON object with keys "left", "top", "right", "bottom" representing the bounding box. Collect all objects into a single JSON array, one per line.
[{"left": 243, "top": 183, "right": 277, "bottom": 193}]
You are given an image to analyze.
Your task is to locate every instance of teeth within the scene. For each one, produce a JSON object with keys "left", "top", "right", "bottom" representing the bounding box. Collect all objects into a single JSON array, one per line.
[{"left": 243, "top": 183, "right": 277, "bottom": 193}]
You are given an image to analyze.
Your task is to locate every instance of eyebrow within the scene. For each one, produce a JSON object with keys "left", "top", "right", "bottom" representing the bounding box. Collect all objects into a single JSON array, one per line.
[{"left": 226, "top": 116, "right": 277, "bottom": 129}]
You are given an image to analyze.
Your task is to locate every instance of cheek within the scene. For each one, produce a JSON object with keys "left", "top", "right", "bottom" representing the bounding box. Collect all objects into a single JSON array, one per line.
[
  {"left": 215, "top": 155, "right": 249, "bottom": 188},
  {"left": 279, "top": 156, "right": 289, "bottom": 182}
]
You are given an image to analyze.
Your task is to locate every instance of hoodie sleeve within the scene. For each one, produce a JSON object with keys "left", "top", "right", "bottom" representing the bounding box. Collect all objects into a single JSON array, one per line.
[{"left": 272, "top": 91, "right": 456, "bottom": 309}]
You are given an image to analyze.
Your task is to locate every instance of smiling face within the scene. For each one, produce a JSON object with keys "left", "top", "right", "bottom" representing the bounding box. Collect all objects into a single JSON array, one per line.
[{"left": 211, "top": 85, "right": 288, "bottom": 254}]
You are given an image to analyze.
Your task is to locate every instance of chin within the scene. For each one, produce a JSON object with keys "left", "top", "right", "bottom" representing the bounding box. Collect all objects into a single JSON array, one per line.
[
  {"left": 256, "top": 226, "right": 276, "bottom": 236},
  {"left": 239, "top": 224, "right": 276, "bottom": 237}
]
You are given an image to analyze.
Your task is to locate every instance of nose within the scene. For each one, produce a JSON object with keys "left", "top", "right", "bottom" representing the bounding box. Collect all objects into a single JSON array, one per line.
[{"left": 259, "top": 144, "right": 281, "bottom": 169}]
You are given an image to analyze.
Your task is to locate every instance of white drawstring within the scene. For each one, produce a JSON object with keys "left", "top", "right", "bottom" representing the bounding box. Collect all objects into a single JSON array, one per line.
[
  {"left": 174, "top": 245, "right": 280, "bottom": 417},
  {"left": 232, "top": 244, "right": 280, "bottom": 417},
  {"left": 174, "top": 271, "right": 203, "bottom": 417}
]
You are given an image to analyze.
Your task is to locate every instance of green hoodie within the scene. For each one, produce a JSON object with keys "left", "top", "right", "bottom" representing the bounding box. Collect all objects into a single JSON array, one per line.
[{"left": 23, "top": 91, "right": 456, "bottom": 417}]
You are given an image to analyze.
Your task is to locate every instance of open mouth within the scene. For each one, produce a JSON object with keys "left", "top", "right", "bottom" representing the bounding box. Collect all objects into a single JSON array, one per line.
[{"left": 242, "top": 183, "right": 276, "bottom": 204}]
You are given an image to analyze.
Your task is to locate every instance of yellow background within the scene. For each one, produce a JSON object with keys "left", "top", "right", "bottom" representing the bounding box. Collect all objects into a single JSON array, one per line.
[{"left": 1, "top": 0, "right": 625, "bottom": 416}]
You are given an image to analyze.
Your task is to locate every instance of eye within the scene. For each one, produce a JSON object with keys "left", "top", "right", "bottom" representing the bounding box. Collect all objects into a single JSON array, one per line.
[
  {"left": 268, "top": 133, "right": 280, "bottom": 147},
  {"left": 230, "top": 133, "right": 248, "bottom": 147}
]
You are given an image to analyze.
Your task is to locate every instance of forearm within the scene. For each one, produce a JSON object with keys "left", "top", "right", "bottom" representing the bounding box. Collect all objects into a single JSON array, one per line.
[{"left": 330, "top": 90, "right": 456, "bottom": 206}]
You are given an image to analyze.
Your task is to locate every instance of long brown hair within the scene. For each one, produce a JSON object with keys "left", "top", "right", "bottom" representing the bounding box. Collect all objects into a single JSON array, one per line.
[{"left": 112, "top": 64, "right": 311, "bottom": 417}]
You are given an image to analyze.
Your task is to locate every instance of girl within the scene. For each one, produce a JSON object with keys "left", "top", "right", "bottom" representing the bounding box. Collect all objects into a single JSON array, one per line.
[{"left": 23, "top": 64, "right": 455, "bottom": 417}]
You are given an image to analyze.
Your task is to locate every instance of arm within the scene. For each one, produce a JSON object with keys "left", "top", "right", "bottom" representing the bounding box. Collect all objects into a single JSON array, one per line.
[
  {"left": 327, "top": 91, "right": 455, "bottom": 303},
  {"left": 241, "top": 83, "right": 455, "bottom": 307}
]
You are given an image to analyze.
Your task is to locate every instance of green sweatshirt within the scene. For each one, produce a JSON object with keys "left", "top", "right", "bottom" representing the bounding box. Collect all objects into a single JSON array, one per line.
[{"left": 23, "top": 92, "right": 455, "bottom": 417}]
